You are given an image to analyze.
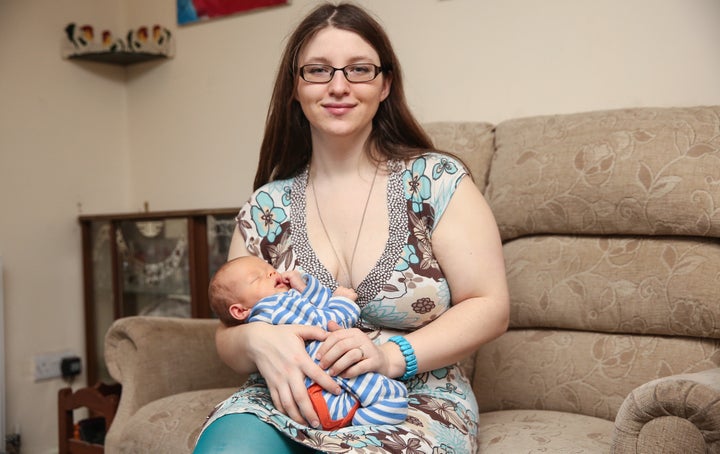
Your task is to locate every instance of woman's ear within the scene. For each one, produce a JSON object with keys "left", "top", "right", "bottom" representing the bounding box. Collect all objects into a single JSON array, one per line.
[
  {"left": 229, "top": 303, "right": 251, "bottom": 322},
  {"left": 380, "top": 72, "right": 392, "bottom": 102}
]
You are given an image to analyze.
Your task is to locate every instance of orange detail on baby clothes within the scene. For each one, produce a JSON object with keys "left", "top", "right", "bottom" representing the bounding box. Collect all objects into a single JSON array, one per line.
[{"left": 307, "top": 383, "right": 360, "bottom": 430}]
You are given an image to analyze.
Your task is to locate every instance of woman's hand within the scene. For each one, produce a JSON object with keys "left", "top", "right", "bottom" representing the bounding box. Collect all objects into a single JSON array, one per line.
[
  {"left": 218, "top": 321, "right": 340, "bottom": 428},
  {"left": 315, "top": 322, "right": 393, "bottom": 379}
]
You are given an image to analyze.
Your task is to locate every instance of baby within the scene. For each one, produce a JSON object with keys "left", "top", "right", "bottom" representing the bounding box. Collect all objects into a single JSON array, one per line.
[{"left": 208, "top": 256, "right": 408, "bottom": 429}]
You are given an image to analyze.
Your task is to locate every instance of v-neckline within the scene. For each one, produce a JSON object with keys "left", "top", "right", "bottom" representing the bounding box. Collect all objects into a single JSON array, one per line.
[{"left": 290, "top": 161, "right": 407, "bottom": 309}]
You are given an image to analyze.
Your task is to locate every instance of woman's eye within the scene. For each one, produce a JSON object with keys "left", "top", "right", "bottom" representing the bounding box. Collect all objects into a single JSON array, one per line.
[
  {"left": 307, "top": 65, "right": 330, "bottom": 75},
  {"left": 349, "top": 65, "right": 371, "bottom": 74}
]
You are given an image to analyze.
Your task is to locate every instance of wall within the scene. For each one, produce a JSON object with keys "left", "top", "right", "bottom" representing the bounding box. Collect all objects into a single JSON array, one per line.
[
  {"left": 0, "top": 1, "right": 130, "bottom": 453},
  {"left": 127, "top": 0, "right": 720, "bottom": 210},
  {"left": 0, "top": 0, "right": 719, "bottom": 452}
]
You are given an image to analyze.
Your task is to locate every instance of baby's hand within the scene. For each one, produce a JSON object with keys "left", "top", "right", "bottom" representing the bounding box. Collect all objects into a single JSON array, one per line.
[
  {"left": 333, "top": 286, "right": 357, "bottom": 301},
  {"left": 282, "top": 270, "right": 306, "bottom": 292}
]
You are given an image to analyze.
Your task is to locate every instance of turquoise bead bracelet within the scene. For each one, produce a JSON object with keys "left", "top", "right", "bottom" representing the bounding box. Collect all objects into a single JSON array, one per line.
[{"left": 388, "top": 335, "right": 417, "bottom": 381}]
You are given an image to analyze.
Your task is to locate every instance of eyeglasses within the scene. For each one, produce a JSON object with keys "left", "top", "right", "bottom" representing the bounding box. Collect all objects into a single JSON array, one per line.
[{"left": 299, "top": 63, "right": 384, "bottom": 84}]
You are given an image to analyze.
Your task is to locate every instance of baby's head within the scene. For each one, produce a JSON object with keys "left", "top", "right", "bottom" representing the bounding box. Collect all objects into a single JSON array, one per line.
[{"left": 208, "top": 256, "right": 290, "bottom": 326}]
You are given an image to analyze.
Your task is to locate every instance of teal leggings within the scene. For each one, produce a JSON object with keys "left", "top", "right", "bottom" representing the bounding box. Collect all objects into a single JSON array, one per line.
[{"left": 193, "top": 413, "right": 318, "bottom": 454}]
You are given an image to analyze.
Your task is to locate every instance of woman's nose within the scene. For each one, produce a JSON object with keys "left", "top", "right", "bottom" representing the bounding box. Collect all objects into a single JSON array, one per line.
[{"left": 327, "top": 71, "right": 350, "bottom": 96}]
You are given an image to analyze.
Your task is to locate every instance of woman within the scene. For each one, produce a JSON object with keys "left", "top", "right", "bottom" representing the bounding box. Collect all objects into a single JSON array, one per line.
[{"left": 194, "top": 3, "right": 509, "bottom": 453}]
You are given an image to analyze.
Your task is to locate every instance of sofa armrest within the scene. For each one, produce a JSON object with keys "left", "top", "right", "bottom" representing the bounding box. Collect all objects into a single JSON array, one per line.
[
  {"left": 104, "top": 316, "right": 243, "bottom": 447},
  {"left": 612, "top": 367, "right": 720, "bottom": 453}
]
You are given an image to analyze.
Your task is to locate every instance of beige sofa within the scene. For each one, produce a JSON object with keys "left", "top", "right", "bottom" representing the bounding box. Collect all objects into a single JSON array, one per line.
[{"left": 104, "top": 105, "right": 720, "bottom": 453}]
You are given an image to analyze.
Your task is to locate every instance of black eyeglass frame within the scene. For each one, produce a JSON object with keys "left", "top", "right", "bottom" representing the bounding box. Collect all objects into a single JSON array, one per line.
[{"left": 298, "top": 63, "right": 384, "bottom": 84}]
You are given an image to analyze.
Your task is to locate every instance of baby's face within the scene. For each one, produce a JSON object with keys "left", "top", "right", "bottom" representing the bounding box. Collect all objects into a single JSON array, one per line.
[{"left": 232, "top": 257, "right": 290, "bottom": 305}]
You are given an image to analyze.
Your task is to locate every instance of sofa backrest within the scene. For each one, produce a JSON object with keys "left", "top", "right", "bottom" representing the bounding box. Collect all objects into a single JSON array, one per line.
[
  {"left": 427, "top": 106, "right": 720, "bottom": 420},
  {"left": 488, "top": 106, "right": 720, "bottom": 339}
]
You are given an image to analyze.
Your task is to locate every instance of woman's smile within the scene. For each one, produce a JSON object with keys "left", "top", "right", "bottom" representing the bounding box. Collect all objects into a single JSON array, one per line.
[{"left": 323, "top": 102, "right": 356, "bottom": 116}]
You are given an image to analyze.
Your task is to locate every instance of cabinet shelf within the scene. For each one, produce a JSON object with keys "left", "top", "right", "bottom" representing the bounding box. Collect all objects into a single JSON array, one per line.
[{"left": 68, "top": 51, "right": 168, "bottom": 66}]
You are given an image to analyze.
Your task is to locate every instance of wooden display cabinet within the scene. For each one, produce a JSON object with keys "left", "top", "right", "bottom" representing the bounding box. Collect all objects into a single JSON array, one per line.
[{"left": 79, "top": 209, "right": 238, "bottom": 385}]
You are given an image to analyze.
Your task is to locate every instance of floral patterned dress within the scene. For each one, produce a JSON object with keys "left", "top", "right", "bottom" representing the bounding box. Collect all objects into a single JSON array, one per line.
[{"left": 201, "top": 153, "right": 479, "bottom": 453}]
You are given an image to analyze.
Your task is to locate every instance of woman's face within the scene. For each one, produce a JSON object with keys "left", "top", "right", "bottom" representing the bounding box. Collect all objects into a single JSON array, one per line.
[{"left": 295, "top": 27, "right": 391, "bottom": 143}]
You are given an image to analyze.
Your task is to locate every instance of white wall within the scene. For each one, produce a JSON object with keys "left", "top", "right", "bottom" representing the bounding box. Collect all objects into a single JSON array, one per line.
[
  {"left": 0, "top": 0, "right": 719, "bottom": 452},
  {"left": 0, "top": 256, "right": 5, "bottom": 446},
  {"left": 0, "top": 1, "right": 130, "bottom": 453},
  {"left": 126, "top": 0, "right": 720, "bottom": 210}
]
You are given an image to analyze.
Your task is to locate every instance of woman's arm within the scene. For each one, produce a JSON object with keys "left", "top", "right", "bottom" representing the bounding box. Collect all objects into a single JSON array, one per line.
[
  {"left": 319, "top": 178, "right": 510, "bottom": 379},
  {"left": 400, "top": 177, "right": 510, "bottom": 373},
  {"left": 215, "top": 226, "right": 341, "bottom": 427}
]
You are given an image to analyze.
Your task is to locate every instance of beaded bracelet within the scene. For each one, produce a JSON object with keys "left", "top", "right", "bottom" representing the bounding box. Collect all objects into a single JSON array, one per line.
[{"left": 387, "top": 335, "right": 417, "bottom": 381}]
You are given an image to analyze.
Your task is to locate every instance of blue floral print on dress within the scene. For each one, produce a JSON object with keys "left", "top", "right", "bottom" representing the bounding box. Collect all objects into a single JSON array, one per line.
[
  {"left": 432, "top": 157, "right": 458, "bottom": 180},
  {"left": 361, "top": 301, "right": 411, "bottom": 327},
  {"left": 207, "top": 154, "right": 478, "bottom": 453},
  {"left": 281, "top": 185, "right": 292, "bottom": 207},
  {"left": 251, "top": 191, "right": 287, "bottom": 242},
  {"left": 395, "top": 244, "right": 420, "bottom": 272},
  {"left": 342, "top": 433, "right": 383, "bottom": 449},
  {"left": 402, "top": 158, "right": 432, "bottom": 212}
]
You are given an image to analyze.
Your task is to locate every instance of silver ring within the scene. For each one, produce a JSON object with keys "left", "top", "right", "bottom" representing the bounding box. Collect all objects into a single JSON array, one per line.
[{"left": 357, "top": 347, "right": 365, "bottom": 359}]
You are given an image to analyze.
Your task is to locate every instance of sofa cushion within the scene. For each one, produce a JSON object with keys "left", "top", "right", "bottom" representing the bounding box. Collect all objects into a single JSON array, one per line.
[
  {"left": 487, "top": 106, "right": 720, "bottom": 240},
  {"left": 473, "top": 329, "right": 720, "bottom": 417},
  {"left": 478, "top": 409, "right": 613, "bottom": 452},
  {"left": 503, "top": 235, "right": 720, "bottom": 338},
  {"left": 114, "top": 387, "right": 236, "bottom": 454}
]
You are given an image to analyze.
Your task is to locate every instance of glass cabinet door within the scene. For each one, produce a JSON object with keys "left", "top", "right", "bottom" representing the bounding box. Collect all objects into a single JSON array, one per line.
[
  {"left": 80, "top": 209, "right": 237, "bottom": 385},
  {"left": 207, "top": 212, "right": 236, "bottom": 278},
  {"left": 116, "top": 218, "right": 191, "bottom": 318}
]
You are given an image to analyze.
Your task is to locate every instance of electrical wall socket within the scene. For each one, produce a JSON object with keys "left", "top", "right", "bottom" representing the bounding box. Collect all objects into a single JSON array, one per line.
[{"left": 34, "top": 351, "right": 74, "bottom": 381}]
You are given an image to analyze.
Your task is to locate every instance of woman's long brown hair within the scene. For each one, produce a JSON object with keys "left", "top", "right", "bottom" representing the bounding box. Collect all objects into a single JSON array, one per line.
[{"left": 253, "top": 2, "right": 435, "bottom": 190}]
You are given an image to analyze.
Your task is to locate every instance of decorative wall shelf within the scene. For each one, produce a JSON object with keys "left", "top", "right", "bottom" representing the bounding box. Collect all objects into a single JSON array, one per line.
[
  {"left": 63, "top": 23, "right": 174, "bottom": 67},
  {"left": 68, "top": 51, "right": 167, "bottom": 66}
]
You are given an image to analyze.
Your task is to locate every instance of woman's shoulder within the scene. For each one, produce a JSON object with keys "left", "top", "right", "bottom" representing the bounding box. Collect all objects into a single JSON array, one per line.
[
  {"left": 253, "top": 175, "right": 296, "bottom": 195},
  {"left": 394, "top": 151, "right": 469, "bottom": 220},
  {"left": 244, "top": 174, "right": 299, "bottom": 207},
  {"left": 395, "top": 151, "right": 462, "bottom": 168},
  {"left": 237, "top": 174, "right": 298, "bottom": 245},
  {"left": 396, "top": 152, "right": 467, "bottom": 179}
]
